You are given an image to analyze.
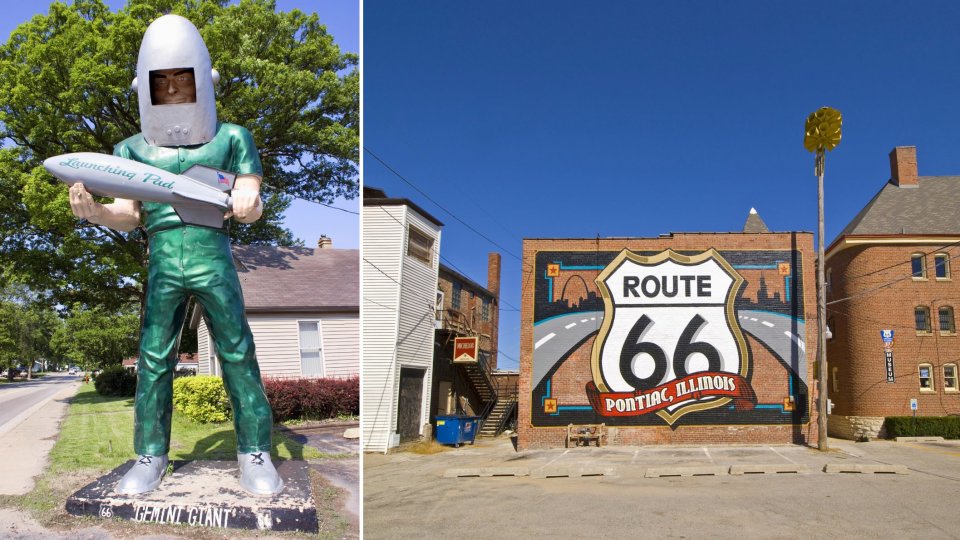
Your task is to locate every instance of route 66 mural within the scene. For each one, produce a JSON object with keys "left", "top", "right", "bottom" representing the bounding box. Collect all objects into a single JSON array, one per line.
[{"left": 532, "top": 248, "right": 808, "bottom": 428}]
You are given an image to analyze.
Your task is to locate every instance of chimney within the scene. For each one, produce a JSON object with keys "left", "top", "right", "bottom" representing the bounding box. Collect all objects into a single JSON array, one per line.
[
  {"left": 487, "top": 252, "right": 501, "bottom": 300},
  {"left": 317, "top": 235, "right": 333, "bottom": 249},
  {"left": 889, "top": 146, "right": 918, "bottom": 187}
]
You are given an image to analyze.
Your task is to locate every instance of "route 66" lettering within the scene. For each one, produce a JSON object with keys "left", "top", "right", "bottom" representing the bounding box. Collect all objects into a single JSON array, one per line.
[{"left": 620, "top": 314, "right": 721, "bottom": 391}]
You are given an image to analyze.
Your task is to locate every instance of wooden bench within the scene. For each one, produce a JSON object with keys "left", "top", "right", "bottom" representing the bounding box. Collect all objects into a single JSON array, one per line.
[{"left": 566, "top": 423, "right": 605, "bottom": 447}]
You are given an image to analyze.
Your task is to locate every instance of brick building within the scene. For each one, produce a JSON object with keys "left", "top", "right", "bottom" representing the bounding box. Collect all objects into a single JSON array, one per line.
[
  {"left": 519, "top": 232, "right": 818, "bottom": 449},
  {"left": 825, "top": 147, "right": 960, "bottom": 440},
  {"left": 432, "top": 254, "right": 516, "bottom": 438}
]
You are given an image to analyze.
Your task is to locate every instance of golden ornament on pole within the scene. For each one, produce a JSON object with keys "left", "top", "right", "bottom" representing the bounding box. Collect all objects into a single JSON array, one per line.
[
  {"left": 803, "top": 105, "right": 841, "bottom": 452},
  {"left": 804, "top": 107, "right": 842, "bottom": 176}
]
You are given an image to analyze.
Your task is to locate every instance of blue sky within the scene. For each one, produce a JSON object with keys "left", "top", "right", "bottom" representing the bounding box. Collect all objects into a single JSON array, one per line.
[
  {"left": 0, "top": 0, "right": 359, "bottom": 250},
  {"left": 365, "top": 1, "right": 960, "bottom": 371}
]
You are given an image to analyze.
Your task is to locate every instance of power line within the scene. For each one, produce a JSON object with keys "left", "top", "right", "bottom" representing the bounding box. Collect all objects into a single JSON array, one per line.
[
  {"left": 259, "top": 181, "right": 359, "bottom": 215},
  {"left": 828, "top": 250, "right": 960, "bottom": 306},
  {"left": 369, "top": 198, "right": 520, "bottom": 313},
  {"left": 362, "top": 257, "right": 401, "bottom": 287},
  {"left": 838, "top": 240, "right": 960, "bottom": 280},
  {"left": 364, "top": 147, "right": 526, "bottom": 265}
]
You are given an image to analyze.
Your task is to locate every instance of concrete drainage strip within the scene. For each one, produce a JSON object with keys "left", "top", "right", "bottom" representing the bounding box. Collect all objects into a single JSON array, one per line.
[{"left": 443, "top": 463, "right": 909, "bottom": 479}]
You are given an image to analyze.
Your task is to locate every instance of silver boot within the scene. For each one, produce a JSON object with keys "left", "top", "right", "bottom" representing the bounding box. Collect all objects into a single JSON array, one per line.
[
  {"left": 237, "top": 451, "right": 283, "bottom": 496},
  {"left": 116, "top": 454, "right": 168, "bottom": 495}
]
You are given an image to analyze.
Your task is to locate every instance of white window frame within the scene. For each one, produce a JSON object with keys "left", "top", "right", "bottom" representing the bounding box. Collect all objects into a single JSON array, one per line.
[
  {"left": 912, "top": 253, "right": 927, "bottom": 280},
  {"left": 916, "top": 306, "right": 932, "bottom": 335},
  {"left": 208, "top": 334, "right": 221, "bottom": 377},
  {"left": 939, "top": 306, "right": 956, "bottom": 335},
  {"left": 919, "top": 363, "right": 935, "bottom": 392},
  {"left": 944, "top": 364, "right": 958, "bottom": 393},
  {"left": 298, "top": 320, "right": 325, "bottom": 377},
  {"left": 406, "top": 225, "right": 434, "bottom": 266},
  {"left": 435, "top": 290, "right": 445, "bottom": 329},
  {"left": 934, "top": 254, "right": 951, "bottom": 280}
]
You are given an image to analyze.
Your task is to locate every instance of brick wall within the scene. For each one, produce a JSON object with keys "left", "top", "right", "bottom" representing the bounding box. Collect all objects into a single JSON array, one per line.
[
  {"left": 826, "top": 242, "right": 960, "bottom": 418},
  {"left": 518, "top": 233, "right": 819, "bottom": 449}
]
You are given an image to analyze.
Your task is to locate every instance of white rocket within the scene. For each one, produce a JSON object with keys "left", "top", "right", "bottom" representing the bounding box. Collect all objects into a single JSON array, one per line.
[{"left": 44, "top": 152, "right": 236, "bottom": 229}]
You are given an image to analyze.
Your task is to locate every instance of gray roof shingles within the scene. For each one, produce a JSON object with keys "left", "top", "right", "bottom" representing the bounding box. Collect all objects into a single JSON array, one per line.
[
  {"left": 231, "top": 245, "right": 359, "bottom": 313},
  {"left": 837, "top": 177, "right": 960, "bottom": 238}
]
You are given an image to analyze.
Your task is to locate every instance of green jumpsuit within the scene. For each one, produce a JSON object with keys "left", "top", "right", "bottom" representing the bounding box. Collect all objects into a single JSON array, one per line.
[{"left": 115, "top": 123, "right": 274, "bottom": 456}]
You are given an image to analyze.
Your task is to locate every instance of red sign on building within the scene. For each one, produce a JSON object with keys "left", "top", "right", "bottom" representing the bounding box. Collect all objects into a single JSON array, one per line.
[{"left": 453, "top": 337, "right": 479, "bottom": 363}]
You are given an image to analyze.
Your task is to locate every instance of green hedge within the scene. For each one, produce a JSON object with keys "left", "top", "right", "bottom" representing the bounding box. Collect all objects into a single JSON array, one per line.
[
  {"left": 172, "top": 375, "right": 231, "bottom": 423},
  {"left": 94, "top": 365, "right": 137, "bottom": 397},
  {"left": 884, "top": 416, "right": 960, "bottom": 439}
]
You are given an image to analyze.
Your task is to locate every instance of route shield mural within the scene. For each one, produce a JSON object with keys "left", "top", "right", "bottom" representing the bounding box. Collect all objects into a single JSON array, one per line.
[{"left": 531, "top": 247, "right": 809, "bottom": 429}]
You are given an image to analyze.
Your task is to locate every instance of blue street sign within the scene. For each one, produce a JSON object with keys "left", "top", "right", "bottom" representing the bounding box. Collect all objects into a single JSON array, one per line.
[{"left": 881, "top": 329, "right": 894, "bottom": 343}]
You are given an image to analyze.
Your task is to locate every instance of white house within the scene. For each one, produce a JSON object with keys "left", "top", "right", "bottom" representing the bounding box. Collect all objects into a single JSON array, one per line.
[
  {"left": 362, "top": 187, "right": 443, "bottom": 452},
  {"left": 194, "top": 242, "right": 359, "bottom": 380}
]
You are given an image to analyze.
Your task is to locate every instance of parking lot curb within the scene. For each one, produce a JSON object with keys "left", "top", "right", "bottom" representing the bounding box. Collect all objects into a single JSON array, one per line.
[
  {"left": 443, "top": 467, "right": 530, "bottom": 478},
  {"left": 895, "top": 436, "right": 944, "bottom": 443},
  {"left": 531, "top": 466, "right": 615, "bottom": 479},
  {"left": 729, "top": 464, "right": 810, "bottom": 475},
  {"left": 823, "top": 463, "right": 909, "bottom": 474},
  {"left": 644, "top": 465, "right": 728, "bottom": 478}
]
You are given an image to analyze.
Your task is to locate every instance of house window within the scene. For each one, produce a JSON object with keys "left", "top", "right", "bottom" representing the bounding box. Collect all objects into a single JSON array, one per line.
[
  {"left": 944, "top": 364, "right": 958, "bottom": 392},
  {"left": 482, "top": 298, "right": 490, "bottom": 321},
  {"left": 298, "top": 321, "right": 324, "bottom": 377},
  {"left": 939, "top": 306, "right": 956, "bottom": 334},
  {"left": 915, "top": 306, "right": 932, "bottom": 334},
  {"left": 919, "top": 363, "right": 934, "bottom": 392},
  {"left": 832, "top": 366, "right": 839, "bottom": 393},
  {"left": 407, "top": 226, "right": 433, "bottom": 264},
  {"left": 208, "top": 335, "right": 220, "bottom": 377},
  {"left": 435, "top": 290, "right": 444, "bottom": 328},
  {"left": 451, "top": 282, "right": 462, "bottom": 310},
  {"left": 935, "top": 254, "right": 951, "bottom": 279},
  {"left": 911, "top": 254, "right": 926, "bottom": 279}
]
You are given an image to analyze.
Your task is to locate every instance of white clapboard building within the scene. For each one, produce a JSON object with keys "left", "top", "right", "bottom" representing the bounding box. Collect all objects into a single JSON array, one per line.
[
  {"left": 194, "top": 242, "right": 359, "bottom": 379},
  {"left": 362, "top": 187, "right": 443, "bottom": 452}
]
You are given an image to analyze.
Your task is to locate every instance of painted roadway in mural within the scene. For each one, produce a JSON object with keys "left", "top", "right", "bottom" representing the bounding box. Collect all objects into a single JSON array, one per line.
[{"left": 532, "top": 309, "right": 806, "bottom": 391}]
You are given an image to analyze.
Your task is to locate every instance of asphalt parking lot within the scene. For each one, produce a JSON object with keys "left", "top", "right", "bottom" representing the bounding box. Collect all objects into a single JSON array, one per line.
[{"left": 364, "top": 437, "right": 960, "bottom": 539}]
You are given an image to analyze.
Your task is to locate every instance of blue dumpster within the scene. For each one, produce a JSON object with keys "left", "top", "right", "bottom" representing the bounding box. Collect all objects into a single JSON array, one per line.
[{"left": 435, "top": 415, "right": 480, "bottom": 447}]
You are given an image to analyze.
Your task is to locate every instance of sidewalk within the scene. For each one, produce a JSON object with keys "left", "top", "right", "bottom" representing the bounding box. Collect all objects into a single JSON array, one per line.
[{"left": 0, "top": 377, "right": 81, "bottom": 495}]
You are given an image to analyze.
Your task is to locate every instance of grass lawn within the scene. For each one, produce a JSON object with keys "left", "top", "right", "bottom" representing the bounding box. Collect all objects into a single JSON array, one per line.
[
  {"left": 50, "top": 382, "right": 323, "bottom": 473},
  {"left": 3, "top": 381, "right": 331, "bottom": 533}
]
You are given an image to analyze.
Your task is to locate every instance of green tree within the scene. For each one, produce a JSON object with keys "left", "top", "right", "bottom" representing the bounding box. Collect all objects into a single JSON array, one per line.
[
  {"left": 0, "top": 0, "right": 358, "bottom": 311},
  {"left": 0, "top": 290, "right": 62, "bottom": 380},
  {"left": 51, "top": 304, "right": 140, "bottom": 369}
]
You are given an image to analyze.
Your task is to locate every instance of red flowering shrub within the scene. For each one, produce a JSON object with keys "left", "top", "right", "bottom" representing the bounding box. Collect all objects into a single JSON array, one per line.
[{"left": 264, "top": 376, "right": 359, "bottom": 422}]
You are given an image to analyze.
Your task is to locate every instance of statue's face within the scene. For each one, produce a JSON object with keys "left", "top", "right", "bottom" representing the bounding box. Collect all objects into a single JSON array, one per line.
[{"left": 149, "top": 68, "right": 197, "bottom": 105}]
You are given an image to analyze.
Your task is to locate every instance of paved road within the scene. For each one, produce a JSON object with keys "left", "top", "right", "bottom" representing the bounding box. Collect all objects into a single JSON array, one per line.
[
  {"left": 532, "top": 311, "right": 603, "bottom": 388},
  {"left": 0, "top": 372, "right": 81, "bottom": 495},
  {"left": 364, "top": 438, "right": 960, "bottom": 539},
  {"left": 0, "top": 372, "right": 80, "bottom": 435},
  {"left": 737, "top": 309, "right": 807, "bottom": 379}
]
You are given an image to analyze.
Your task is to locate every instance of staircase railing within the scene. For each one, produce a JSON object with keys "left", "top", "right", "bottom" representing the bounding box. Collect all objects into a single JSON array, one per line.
[
  {"left": 474, "top": 350, "right": 499, "bottom": 431},
  {"left": 492, "top": 398, "right": 517, "bottom": 436}
]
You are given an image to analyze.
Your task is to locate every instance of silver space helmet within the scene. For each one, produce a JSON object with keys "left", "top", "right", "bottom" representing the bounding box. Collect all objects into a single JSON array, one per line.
[{"left": 132, "top": 14, "right": 220, "bottom": 146}]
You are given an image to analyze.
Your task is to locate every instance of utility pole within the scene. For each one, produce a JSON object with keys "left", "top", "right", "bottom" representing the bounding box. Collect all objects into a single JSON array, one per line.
[{"left": 804, "top": 107, "right": 842, "bottom": 452}]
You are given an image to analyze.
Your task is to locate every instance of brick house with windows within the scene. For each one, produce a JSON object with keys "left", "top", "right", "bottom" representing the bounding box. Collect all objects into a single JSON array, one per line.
[
  {"left": 194, "top": 243, "right": 359, "bottom": 380},
  {"left": 432, "top": 255, "right": 517, "bottom": 438},
  {"left": 825, "top": 146, "right": 960, "bottom": 440}
]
